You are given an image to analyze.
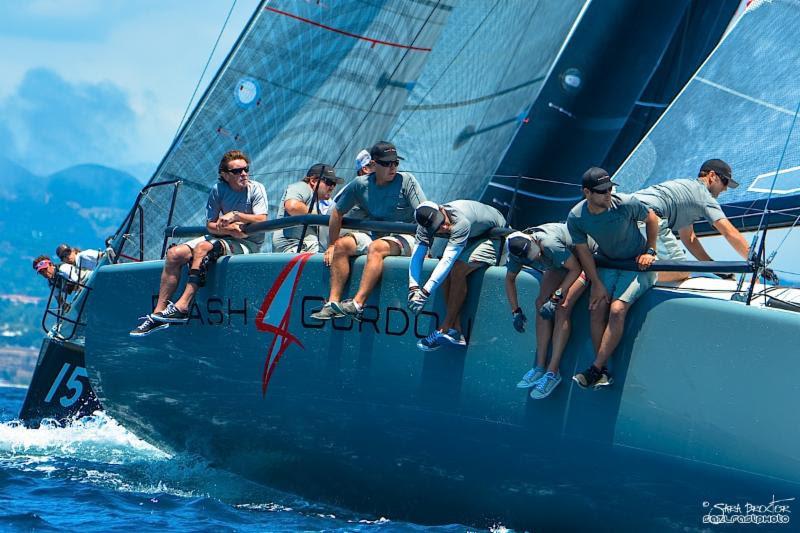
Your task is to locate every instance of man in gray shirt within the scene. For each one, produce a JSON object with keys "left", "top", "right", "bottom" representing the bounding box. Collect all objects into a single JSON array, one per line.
[
  {"left": 130, "top": 150, "right": 268, "bottom": 336},
  {"left": 567, "top": 167, "right": 659, "bottom": 389},
  {"left": 310, "top": 141, "right": 426, "bottom": 321},
  {"left": 632, "top": 158, "right": 750, "bottom": 281},
  {"left": 272, "top": 164, "right": 343, "bottom": 253},
  {"left": 504, "top": 223, "right": 589, "bottom": 400},
  {"left": 407, "top": 200, "right": 506, "bottom": 350}
]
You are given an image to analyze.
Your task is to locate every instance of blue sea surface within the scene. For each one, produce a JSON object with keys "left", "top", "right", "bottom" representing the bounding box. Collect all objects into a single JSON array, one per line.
[{"left": 0, "top": 386, "right": 477, "bottom": 532}]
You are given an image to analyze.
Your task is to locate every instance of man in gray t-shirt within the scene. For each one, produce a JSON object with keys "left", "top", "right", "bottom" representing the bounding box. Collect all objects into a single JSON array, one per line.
[
  {"left": 567, "top": 167, "right": 659, "bottom": 390},
  {"left": 632, "top": 158, "right": 750, "bottom": 281},
  {"left": 504, "top": 223, "right": 591, "bottom": 399},
  {"left": 130, "top": 150, "right": 268, "bottom": 337},
  {"left": 407, "top": 200, "right": 505, "bottom": 350},
  {"left": 310, "top": 141, "right": 427, "bottom": 321},
  {"left": 273, "top": 164, "right": 343, "bottom": 253}
]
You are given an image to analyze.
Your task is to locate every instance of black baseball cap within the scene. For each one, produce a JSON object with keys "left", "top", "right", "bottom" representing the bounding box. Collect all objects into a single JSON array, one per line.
[
  {"left": 306, "top": 163, "right": 343, "bottom": 184},
  {"left": 582, "top": 166, "right": 616, "bottom": 191},
  {"left": 56, "top": 244, "right": 71, "bottom": 260},
  {"left": 700, "top": 159, "right": 738, "bottom": 188},
  {"left": 506, "top": 232, "right": 541, "bottom": 262},
  {"left": 414, "top": 201, "right": 445, "bottom": 233},
  {"left": 369, "top": 141, "right": 404, "bottom": 162}
]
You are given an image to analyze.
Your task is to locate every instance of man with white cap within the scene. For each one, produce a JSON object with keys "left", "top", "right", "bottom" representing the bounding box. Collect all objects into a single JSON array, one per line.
[
  {"left": 355, "top": 149, "right": 373, "bottom": 176},
  {"left": 408, "top": 199, "right": 506, "bottom": 350},
  {"left": 567, "top": 167, "right": 659, "bottom": 389},
  {"left": 310, "top": 141, "right": 426, "bottom": 321},
  {"left": 632, "top": 158, "right": 750, "bottom": 282},
  {"left": 505, "top": 224, "right": 590, "bottom": 399}
]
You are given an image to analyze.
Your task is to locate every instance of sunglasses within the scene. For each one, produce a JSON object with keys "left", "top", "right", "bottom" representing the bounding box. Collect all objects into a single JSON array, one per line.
[
  {"left": 591, "top": 187, "right": 612, "bottom": 194},
  {"left": 227, "top": 166, "right": 249, "bottom": 175},
  {"left": 322, "top": 178, "right": 338, "bottom": 187},
  {"left": 719, "top": 175, "right": 730, "bottom": 186},
  {"left": 375, "top": 160, "right": 399, "bottom": 168}
]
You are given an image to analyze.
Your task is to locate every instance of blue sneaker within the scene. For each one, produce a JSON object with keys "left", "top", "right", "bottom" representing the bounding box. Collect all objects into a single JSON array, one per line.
[
  {"left": 530, "top": 372, "right": 561, "bottom": 399},
  {"left": 516, "top": 366, "right": 546, "bottom": 389},
  {"left": 441, "top": 328, "right": 467, "bottom": 347},
  {"left": 417, "top": 330, "right": 446, "bottom": 351}
]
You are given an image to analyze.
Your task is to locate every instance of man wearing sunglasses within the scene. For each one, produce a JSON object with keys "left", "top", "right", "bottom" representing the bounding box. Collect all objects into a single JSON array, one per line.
[
  {"left": 632, "top": 158, "right": 750, "bottom": 282},
  {"left": 130, "top": 150, "right": 268, "bottom": 336},
  {"left": 311, "top": 141, "right": 426, "bottom": 321},
  {"left": 273, "top": 163, "right": 343, "bottom": 253},
  {"left": 567, "top": 167, "right": 660, "bottom": 389}
]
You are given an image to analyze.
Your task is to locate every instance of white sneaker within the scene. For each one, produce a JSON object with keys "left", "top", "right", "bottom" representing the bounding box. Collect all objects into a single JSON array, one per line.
[
  {"left": 516, "top": 367, "right": 546, "bottom": 389},
  {"left": 441, "top": 328, "right": 467, "bottom": 346}
]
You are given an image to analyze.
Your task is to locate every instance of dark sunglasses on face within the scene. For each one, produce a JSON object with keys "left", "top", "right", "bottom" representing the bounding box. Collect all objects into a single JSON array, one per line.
[
  {"left": 227, "top": 166, "right": 249, "bottom": 175},
  {"left": 591, "top": 187, "right": 612, "bottom": 194},
  {"left": 322, "top": 178, "right": 338, "bottom": 187},
  {"left": 719, "top": 175, "right": 730, "bottom": 186},
  {"left": 375, "top": 160, "right": 399, "bottom": 168}
]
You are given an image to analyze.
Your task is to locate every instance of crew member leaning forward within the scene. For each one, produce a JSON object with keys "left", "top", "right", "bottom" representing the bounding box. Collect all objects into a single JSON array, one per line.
[
  {"left": 632, "top": 158, "right": 750, "bottom": 282},
  {"left": 505, "top": 223, "right": 592, "bottom": 399},
  {"left": 130, "top": 150, "right": 268, "bottom": 336},
  {"left": 408, "top": 199, "right": 506, "bottom": 350},
  {"left": 310, "top": 141, "right": 426, "bottom": 321},
  {"left": 567, "top": 167, "right": 659, "bottom": 388}
]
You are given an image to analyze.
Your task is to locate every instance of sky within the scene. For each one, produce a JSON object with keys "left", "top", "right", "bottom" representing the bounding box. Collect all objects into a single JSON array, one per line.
[{"left": 0, "top": 0, "right": 259, "bottom": 181}]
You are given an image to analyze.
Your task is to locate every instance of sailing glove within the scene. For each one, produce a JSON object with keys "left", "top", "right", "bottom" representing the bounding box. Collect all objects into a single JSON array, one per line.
[
  {"left": 407, "top": 287, "right": 429, "bottom": 315},
  {"left": 763, "top": 268, "right": 779, "bottom": 284},
  {"left": 512, "top": 308, "right": 527, "bottom": 333},
  {"left": 539, "top": 300, "right": 558, "bottom": 321}
]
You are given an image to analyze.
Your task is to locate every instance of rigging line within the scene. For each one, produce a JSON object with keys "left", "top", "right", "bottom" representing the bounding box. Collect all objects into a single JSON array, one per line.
[
  {"left": 753, "top": 95, "right": 800, "bottom": 249},
  {"left": 170, "top": 0, "right": 238, "bottom": 144},
  {"left": 391, "top": 0, "right": 500, "bottom": 136},
  {"left": 332, "top": 1, "right": 443, "bottom": 167}
]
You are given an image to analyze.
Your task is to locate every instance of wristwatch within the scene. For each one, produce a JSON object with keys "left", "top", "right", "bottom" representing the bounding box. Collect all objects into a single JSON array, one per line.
[
  {"left": 551, "top": 288, "right": 564, "bottom": 301},
  {"left": 646, "top": 247, "right": 657, "bottom": 256}
]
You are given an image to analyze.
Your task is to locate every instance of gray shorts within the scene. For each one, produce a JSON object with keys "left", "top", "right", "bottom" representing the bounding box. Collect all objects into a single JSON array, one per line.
[
  {"left": 272, "top": 233, "right": 320, "bottom": 254},
  {"left": 638, "top": 219, "right": 686, "bottom": 260},
  {"left": 348, "top": 232, "right": 415, "bottom": 256},
  {"left": 599, "top": 267, "right": 656, "bottom": 304},
  {"left": 184, "top": 235, "right": 260, "bottom": 255},
  {"left": 458, "top": 237, "right": 500, "bottom": 267}
]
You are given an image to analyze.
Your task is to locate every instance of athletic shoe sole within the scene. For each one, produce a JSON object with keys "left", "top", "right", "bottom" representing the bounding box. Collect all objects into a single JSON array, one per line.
[
  {"left": 441, "top": 334, "right": 467, "bottom": 347},
  {"left": 151, "top": 315, "right": 189, "bottom": 324},
  {"left": 129, "top": 323, "right": 169, "bottom": 337}
]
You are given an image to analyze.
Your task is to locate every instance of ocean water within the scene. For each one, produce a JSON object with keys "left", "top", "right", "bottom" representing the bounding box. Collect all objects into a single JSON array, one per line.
[{"left": 0, "top": 386, "right": 476, "bottom": 532}]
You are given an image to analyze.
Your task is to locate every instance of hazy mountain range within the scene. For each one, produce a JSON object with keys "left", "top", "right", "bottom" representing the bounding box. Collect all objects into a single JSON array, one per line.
[{"left": 0, "top": 156, "right": 144, "bottom": 347}]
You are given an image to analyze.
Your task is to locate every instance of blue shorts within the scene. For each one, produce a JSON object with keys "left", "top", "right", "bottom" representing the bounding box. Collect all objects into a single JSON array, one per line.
[{"left": 598, "top": 267, "right": 656, "bottom": 304}]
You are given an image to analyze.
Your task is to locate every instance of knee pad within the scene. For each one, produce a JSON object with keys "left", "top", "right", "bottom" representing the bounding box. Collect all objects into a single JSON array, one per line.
[{"left": 187, "top": 268, "right": 205, "bottom": 287}]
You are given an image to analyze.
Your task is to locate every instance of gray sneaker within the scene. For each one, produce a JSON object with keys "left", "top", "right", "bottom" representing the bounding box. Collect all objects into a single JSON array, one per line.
[
  {"left": 331, "top": 299, "right": 363, "bottom": 322},
  {"left": 310, "top": 302, "right": 345, "bottom": 320}
]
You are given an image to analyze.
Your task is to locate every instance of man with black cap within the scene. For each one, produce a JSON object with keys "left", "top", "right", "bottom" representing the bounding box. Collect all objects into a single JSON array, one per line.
[
  {"left": 407, "top": 199, "right": 506, "bottom": 350},
  {"left": 504, "top": 224, "right": 591, "bottom": 399},
  {"left": 632, "top": 158, "right": 750, "bottom": 281},
  {"left": 310, "top": 141, "right": 426, "bottom": 321},
  {"left": 567, "top": 167, "right": 660, "bottom": 389},
  {"left": 272, "top": 163, "right": 343, "bottom": 253}
]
